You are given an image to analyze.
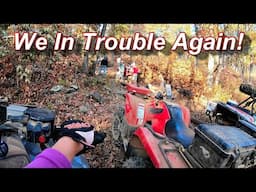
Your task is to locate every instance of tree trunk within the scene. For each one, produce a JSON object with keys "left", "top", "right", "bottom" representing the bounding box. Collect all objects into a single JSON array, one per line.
[
  {"left": 100, "top": 24, "right": 107, "bottom": 37},
  {"left": 194, "top": 24, "right": 199, "bottom": 68},
  {"left": 214, "top": 52, "right": 225, "bottom": 85},
  {"left": 207, "top": 54, "right": 214, "bottom": 87},
  {"left": 82, "top": 51, "right": 89, "bottom": 73},
  {"left": 91, "top": 24, "right": 108, "bottom": 76},
  {"left": 82, "top": 25, "right": 90, "bottom": 73},
  {"left": 249, "top": 63, "right": 256, "bottom": 84}
]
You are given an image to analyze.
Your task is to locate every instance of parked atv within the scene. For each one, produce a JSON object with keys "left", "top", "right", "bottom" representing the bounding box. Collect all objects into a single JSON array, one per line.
[
  {"left": 112, "top": 83, "right": 256, "bottom": 168},
  {"left": 0, "top": 103, "right": 105, "bottom": 168},
  {"left": 206, "top": 83, "right": 256, "bottom": 137}
]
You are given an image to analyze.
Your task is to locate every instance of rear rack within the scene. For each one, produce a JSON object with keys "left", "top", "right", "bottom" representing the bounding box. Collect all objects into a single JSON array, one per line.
[{"left": 239, "top": 84, "right": 256, "bottom": 115}]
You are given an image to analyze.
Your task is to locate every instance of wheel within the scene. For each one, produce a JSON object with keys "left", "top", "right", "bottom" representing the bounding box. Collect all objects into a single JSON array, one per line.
[
  {"left": 122, "top": 156, "right": 151, "bottom": 168},
  {"left": 112, "top": 107, "right": 153, "bottom": 167},
  {"left": 125, "top": 135, "right": 148, "bottom": 158},
  {"left": 111, "top": 106, "right": 124, "bottom": 141},
  {"left": 122, "top": 136, "right": 153, "bottom": 168},
  {"left": 111, "top": 106, "right": 137, "bottom": 151},
  {"left": 119, "top": 116, "right": 137, "bottom": 151},
  {"left": 0, "top": 141, "right": 8, "bottom": 158}
]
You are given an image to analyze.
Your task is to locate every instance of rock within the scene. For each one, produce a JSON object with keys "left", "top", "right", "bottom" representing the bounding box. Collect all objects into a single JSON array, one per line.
[
  {"left": 65, "top": 85, "right": 79, "bottom": 94},
  {"left": 65, "top": 88, "right": 75, "bottom": 94},
  {"left": 70, "top": 85, "right": 79, "bottom": 90},
  {"left": 0, "top": 96, "right": 8, "bottom": 103},
  {"left": 88, "top": 92, "right": 103, "bottom": 103},
  {"left": 79, "top": 105, "right": 89, "bottom": 113},
  {"left": 104, "top": 86, "right": 112, "bottom": 92},
  {"left": 50, "top": 85, "right": 64, "bottom": 93}
]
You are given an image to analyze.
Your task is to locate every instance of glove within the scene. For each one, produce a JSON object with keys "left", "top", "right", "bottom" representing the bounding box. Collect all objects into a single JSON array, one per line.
[{"left": 57, "top": 120, "right": 106, "bottom": 155}]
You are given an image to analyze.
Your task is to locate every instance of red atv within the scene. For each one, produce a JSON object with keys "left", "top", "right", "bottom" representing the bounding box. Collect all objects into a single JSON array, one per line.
[{"left": 112, "top": 83, "right": 256, "bottom": 168}]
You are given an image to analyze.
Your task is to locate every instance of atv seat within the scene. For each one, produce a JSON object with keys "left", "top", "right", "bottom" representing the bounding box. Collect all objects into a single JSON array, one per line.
[{"left": 165, "top": 106, "right": 194, "bottom": 148}]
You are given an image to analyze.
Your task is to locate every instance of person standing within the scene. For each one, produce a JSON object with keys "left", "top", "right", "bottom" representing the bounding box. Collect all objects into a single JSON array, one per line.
[
  {"left": 119, "top": 60, "right": 125, "bottom": 81},
  {"left": 116, "top": 56, "right": 124, "bottom": 81},
  {"left": 99, "top": 55, "right": 108, "bottom": 75},
  {"left": 131, "top": 62, "right": 139, "bottom": 85}
]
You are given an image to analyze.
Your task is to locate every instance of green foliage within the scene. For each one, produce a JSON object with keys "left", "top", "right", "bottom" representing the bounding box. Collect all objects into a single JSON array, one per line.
[
  {"left": 0, "top": 24, "right": 12, "bottom": 57},
  {"left": 0, "top": 48, "right": 10, "bottom": 57},
  {"left": 109, "top": 24, "right": 130, "bottom": 38},
  {"left": 0, "top": 24, "right": 9, "bottom": 31},
  {"left": 46, "top": 102, "right": 54, "bottom": 110},
  {"left": 16, "top": 65, "right": 31, "bottom": 83},
  {"left": 209, "top": 84, "right": 232, "bottom": 102},
  {"left": 58, "top": 78, "right": 68, "bottom": 86}
]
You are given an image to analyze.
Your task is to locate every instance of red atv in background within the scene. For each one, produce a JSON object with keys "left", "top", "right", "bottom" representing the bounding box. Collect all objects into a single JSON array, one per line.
[{"left": 112, "top": 83, "right": 256, "bottom": 168}]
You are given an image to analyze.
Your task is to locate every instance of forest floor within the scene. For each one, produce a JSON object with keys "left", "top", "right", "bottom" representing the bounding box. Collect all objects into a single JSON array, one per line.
[{"left": 1, "top": 59, "right": 210, "bottom": 168}]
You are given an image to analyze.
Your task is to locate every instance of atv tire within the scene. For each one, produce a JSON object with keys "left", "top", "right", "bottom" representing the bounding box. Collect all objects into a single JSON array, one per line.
[
  {"left": 122, "top": 156, "right": 151, "bottom": 168},
  {"left": 125, "top": 135, "right": 148, "bottom": 158},
  {"left": 122, "top": 136, "right": 153, "bottom": 168},
  {"left": 111, "top": 106, "right": 137, "bottom": 151},
  {"left": 0, "top": 134, "right": 30, "bottom": 168},
  {"left": 112, "top": 106, "right": 124, "bottom": 141}
]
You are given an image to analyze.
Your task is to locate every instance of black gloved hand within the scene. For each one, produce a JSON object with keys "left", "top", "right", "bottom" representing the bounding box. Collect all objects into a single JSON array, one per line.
[
  {"left": 57, "top": 120, "right": 106, "bottom": 155},
  {"left": 92, "top": 131, "right": 106, "bottom": 146}
]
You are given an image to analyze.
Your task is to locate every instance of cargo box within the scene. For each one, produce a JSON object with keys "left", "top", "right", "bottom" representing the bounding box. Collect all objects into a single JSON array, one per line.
[{"left": 188, "top": 124, "right": 256, "bottom": 168}]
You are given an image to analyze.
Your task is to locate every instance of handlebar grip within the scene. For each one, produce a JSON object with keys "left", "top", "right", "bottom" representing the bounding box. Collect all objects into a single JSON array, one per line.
[
  {"left": 240, "top": 84, "right": 256, "bottom": 96},
  {"left": 92, "top": 131, "right": 106, "bottom": 146}
]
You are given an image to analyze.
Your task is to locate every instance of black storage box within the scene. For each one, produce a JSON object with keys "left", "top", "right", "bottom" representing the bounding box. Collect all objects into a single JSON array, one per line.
[{"left": 188, "top": 124, "right": 256, "bottom": 168}]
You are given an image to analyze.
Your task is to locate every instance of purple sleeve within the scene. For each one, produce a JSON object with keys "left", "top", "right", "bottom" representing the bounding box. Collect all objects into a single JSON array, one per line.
[{"left": 25, "top": 148, "right": 72, "bottom": 168}]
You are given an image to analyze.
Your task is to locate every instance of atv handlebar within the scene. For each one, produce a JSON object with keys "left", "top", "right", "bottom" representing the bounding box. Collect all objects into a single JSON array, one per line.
[
  {"left": 240, "top": 84, "right": 256, "bottom": 97},
  {"left": 122, "top": 82, "right": 173, "bottom": 101},
  {"left": 123, "top": 83, "right": 153, "bottom": 96}
]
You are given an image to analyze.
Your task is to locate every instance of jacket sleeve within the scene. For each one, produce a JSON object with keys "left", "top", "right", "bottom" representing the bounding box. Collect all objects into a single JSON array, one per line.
[{"left": 25, "top": 148, "right": 72, "bottom": 168}]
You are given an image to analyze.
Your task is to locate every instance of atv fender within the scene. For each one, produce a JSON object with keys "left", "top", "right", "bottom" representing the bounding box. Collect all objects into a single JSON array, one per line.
[{"left": 134, "top": 127, "right": 189, "bottom": 168}]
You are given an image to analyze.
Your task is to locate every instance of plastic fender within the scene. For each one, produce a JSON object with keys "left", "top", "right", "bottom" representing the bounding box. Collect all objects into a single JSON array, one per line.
[
  {"left": 180, "top": 105, "right": 191, "bottom": 127},
  {"left": 134, "top": 127, "right": 189, "bottom": 168}
]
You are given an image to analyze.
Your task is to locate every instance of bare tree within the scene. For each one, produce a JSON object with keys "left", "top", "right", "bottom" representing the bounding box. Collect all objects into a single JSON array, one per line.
[
  {"left": 82, "top": 24, "right": 91, "bottom": 73},
  {"left": 91, "top": 24, "right": 107, "bottom": 75}
]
